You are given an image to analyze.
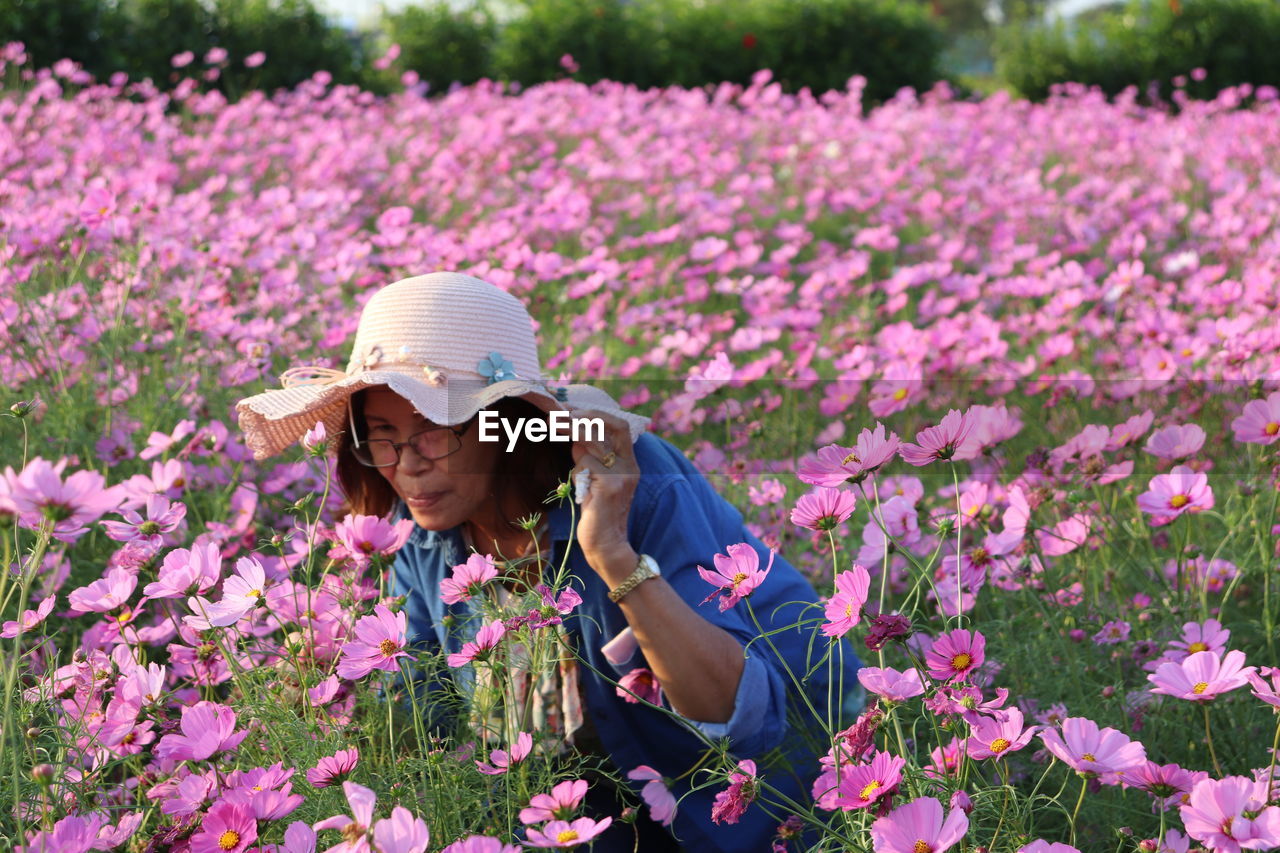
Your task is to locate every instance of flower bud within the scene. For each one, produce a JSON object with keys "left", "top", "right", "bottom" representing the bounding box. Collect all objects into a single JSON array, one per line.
[{"left": 31, "top": 764, "right": 54, "bottom": 785}]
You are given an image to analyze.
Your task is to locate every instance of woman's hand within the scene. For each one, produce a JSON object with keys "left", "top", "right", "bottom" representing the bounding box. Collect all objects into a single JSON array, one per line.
[{"left": 568, "top": 409, "right": 640, "bottom": 583}]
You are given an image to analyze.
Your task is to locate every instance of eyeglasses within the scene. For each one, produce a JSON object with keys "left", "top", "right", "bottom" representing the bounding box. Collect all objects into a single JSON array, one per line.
[{"left": 350, "top": 420, "right": 472, "bottom": 468}]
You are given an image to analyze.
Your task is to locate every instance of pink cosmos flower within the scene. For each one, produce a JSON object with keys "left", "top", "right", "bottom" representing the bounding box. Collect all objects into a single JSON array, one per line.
[
  {"left": 303, "top": 421, "right": 329, "bottom": 454},
  {"left": 870, "top": 796, "right": 969, "bottom": 853},
  {"left": 184, "top": 593, "right": 248, "bottom": 630},
  {"left": 967, "top": 404, "right": 1022, "bottom": 453},
  {"left": 1121, "top": 760, "right": 1202, "bottom": 810},
  {"left": 372, "top": 806, "right": 430, "bottom": 853},
  {"left": 1231, "top": 391, "right": 1280, "bottom": 445},
  {"left": 924, "top": 629, "right": 986, "bottom": 683},
  {"left": 101, "top": 494, "right": 186, "bottom": 546},
  {"left": 477, "top": 732, "right": 533, "bottom": 775},
  {"left": 307, "top": 748, "right": 360, "bottom": 788},
  {"left": 1019, "top": 842, "right": 1079, "bottom": 853},
  {"left": 1248, "top": 666, "right": 1280, "bottom": 709},
  {"left": 10, "top": 457, "right": 121, "bottom": 543},
  {"left": 822, "top": 564, "right": 871, "bottom": 637},
  {"left": 315, "top": 781, "right": 378, "bottom": 853},
  {"left": 697, "top": 543, "right": 774, "bottom": 611},
  {"left": 1170, "top": 618, "right": 1230, "bottom": 659},
  {"left": 899, "top": 409, "right": 980, "bottom": 466},
  {"left": 1144, "top": 424, "right": 1206, "bottom": 460},
  {"left": 155, "top": 701, "right": 248, "bottom": 762},
  {"left": 791, "top": 487, "right": 858, "bottom": 531},
  {"left": 1136, "top": 465, "right": 1213, "bottom": 521},
  {"left": 528, "top": 584, "right": 583, "bottom": 629},
  {"left": 440, "top": 554, "right": 499, "bottom": 605},
  {"left": 280, "top": 822, "right": 317, "bottom": 853},
  {"left": 142, "top": 542, "right": 222, "bottom": 600},
  {"left": 926, "top": 738, "right": 963, "bottom": 779},
  {"left": 711, "top": 760, "right": 759, "bottom": 825},
  {"left": 967, "top": 707, "right": 1038, "bottom": 761},
  {"left": 334, "top": 514, "right": 415, "bottom": 567},
  {"left": 798, "top": 443, "right": 861, "bottom": 487},
  {"left": 616, "top": 667, "right": 663, "bottom": 705},
  {"left": 519, "top": 779, "right": 588, "bottom": 824},
  {"left": 244, "top": 51, "right": 266, "bottom": 67},
  {"left": 1039, "top": 717, "right": 1146, "bottom": 781},
  {"left": 1, "top": 595, "right": 55, "bottom": 639},
  {"left": 1179, "top": 776, "right": 1280, "bottom": 852},
  {"left": 857, "top": 666, "right": 925, "bottom": 702},
  {"left": 337, "top": 604, "right": 410, "bottom": 680},
  {"left": 835, "top": 750, "right": 905, "bottom": 810},
  {"left": 626, "top": 766, "right": 676, "bottom": 826},
  {"left": 443, "top": 837, "right": 520, "bottom": 853},
  {"left": 1106, "top": 410, "right": 1155, "bottom": 451},
  {"left": 189, "top": 800, "right": 257, "bottom": 853},
  {"left": 1148, "top": 649, "right": 1254, "bottom": 702},
  {"left": 523, "top": 817, "right": 612, "bottom": 849},
  {"left": 447, "top": 619, "right": 507, "bottom": 668},
  {"left": 68, "top": 568, "right": 137, "bottom": 614},
  {"left": 219, "top": 556, "right": 272, "bottom": 616},
  {"left": 1092, "top": 620, "right": 1131, "bottom": 645}
]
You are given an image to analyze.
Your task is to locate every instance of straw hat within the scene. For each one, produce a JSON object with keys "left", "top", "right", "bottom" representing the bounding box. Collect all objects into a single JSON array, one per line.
[{"left": 236, "top": 272, "right": 649, "bottom": 461}]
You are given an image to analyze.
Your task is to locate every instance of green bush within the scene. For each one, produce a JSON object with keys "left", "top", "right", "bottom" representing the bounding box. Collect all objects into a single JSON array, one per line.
[
  {"left": 0, "top": 0, "right": 125, "bottom": 74},
  {"left": 210, "top": 0, "right": 366, "bottom": 92},
  {"left": 381, "top": 1, "right": 497, "bottom": 93},
  {"left": 996, "top": 0, "right": 1280, "bottom": 101}
]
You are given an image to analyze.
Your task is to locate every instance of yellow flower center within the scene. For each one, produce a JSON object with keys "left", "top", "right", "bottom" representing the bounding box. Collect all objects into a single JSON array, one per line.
[
  {"left": 1188, "top": 642, "right": 1208, "bottom": 652},
  {"left": 249, "top": 589, "right": 261, "bottom": 598},
  {"left": 950, "top": 653, "right": 972, "bottom": 671},
  {"left": 1265, "top": 422, "right": 1279, "bottom": 436},
  {"left": 989, "top": 737, "right": 1011, "bottom": 754},
  {"left": 218, "top": 830, "right": 240, "bottom": 850},
  {"left": 893, "top": 388, "right": 908, "bottom": 401},
  {"left": 1181, "top": 347, "right": 1193, "bottom": 357},
  {"left": 842, "top": 451, "right": 861, "bottom": 466},
  {"left": 844, "top": 602, "right": 854, "bottom": 619},
  {"left": 859, "top": 780, "right": 882, "bottom": 800},
  {"left": 556, "top": 830, "right": 580, "bottom": 844},
  {"left": 732, "top": 572, "right": 749, "bottom": 587},
  {"left": 913, "top": 842, "right": 932, "bottom": 853},
  {"left": 1193, "top": 682, "right": 1209, "bottom": 695},
  {"left": 379, "top": 639, "right": 399, "bottom": 656},
  {"left": 1169, "top": 494, "right": 1190, "bottom": 509},
  {"left": 1082, "top": 753, "right": 1096, "bottom": 762}
]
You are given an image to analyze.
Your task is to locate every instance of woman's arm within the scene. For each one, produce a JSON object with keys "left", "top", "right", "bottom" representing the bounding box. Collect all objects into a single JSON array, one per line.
[{"left": 590, "top": 544, "right": 744, "bottom": 724}]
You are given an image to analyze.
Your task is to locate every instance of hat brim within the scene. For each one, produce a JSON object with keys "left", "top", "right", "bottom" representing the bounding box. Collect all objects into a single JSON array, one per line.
[{"left": 236, "top": 368, "right": 649, "bottom": 461}]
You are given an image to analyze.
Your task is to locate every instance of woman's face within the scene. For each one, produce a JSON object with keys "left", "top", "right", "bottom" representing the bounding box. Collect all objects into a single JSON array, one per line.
[{"left": 359, "top": 388, "right": 499, "bottom": 531}]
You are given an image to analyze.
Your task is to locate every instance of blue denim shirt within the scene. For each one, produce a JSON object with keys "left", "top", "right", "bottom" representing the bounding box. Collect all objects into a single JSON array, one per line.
[{"left": 390, "top": 432, "right": 864, "bottom": 852}]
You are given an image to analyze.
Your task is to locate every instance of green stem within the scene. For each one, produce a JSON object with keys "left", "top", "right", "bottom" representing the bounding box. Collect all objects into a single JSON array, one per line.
[
  {"left": 1069, "top": 774, "right": 1088, "bottom": 846},
  {"left": 1202, "top": 702, "right": 1223, "bottom": 777}
]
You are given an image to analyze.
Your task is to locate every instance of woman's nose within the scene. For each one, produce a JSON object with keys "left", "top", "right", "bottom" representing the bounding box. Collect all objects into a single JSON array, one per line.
[{"left": 396, "top": 442, "right": 436, "bottom": 473}]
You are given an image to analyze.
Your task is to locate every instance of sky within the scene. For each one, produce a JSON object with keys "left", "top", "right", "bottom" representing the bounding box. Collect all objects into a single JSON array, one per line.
[{"left": 316, "top": 0, "right": 1116, "bottom": 30}]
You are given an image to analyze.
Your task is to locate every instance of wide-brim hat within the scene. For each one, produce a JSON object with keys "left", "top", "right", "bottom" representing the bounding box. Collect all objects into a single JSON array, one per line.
[{"left": 236, "top": 272, "right": 649, "bottom": 461}]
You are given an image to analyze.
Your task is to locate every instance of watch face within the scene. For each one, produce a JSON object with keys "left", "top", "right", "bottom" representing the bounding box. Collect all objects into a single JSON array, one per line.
[{"left": 642, "top": 554, "right": 660, "bottom": 576}]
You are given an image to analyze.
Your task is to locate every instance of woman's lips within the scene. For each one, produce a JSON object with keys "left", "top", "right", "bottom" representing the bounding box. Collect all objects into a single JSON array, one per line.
[{"left": 405, "top": 492, "right": 446, "bottom": 510}]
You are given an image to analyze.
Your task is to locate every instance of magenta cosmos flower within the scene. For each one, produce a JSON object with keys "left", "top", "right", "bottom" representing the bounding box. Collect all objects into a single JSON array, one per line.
[
  {"left": 870, "top": 796, "right": 969, "bottom": 853},
  {"left": 142, "top": 542, "right": 222, "bottom": 600},
  {"left": 924, "top": 629, "right": 986, "bottom": 683},
  {"left": 899, "top": 410, "right": 980, "bottom": 466},
  {"left": 857, "top": 666, "right": 925, "bottom": 702},
  {"left": 523, "top": 817, "right": 612, "bottom": 849},
  {"left": 967, "top": 707, "right": 1039, "bottom": 761},
  {"left": 154, "top": 701, "right": 247, "bottom": 762},
  {"left": 710, "top": 759, "right": 760, "bottom": 825},
  {"left": 315, "top": 781, "right": 378, "bottom": 853},
  {"left": 1136, "top": 465, "right": 1213, "bottom": 520},
  {"left": 10, "top": 457, "right": 121, "bottom": 543},
  {"left": 822, "top": 564, "right": 871, "bottom": 638},
  {"left": 334, "top": 513, "right": 414, "bottom": 566},
  {"left": 307, "top": 748, "right": 359, "bottom": 788},
  {"left": 1231, "top": 391, "right": 1280, "bottom": 445},
  {"left": 477, "top": 732, "right": 533, "bottom": 775},
  {"left": 440, "top": 553, "right": 499, "bottom": 605},
  {"left": 1148, "top": 649, "right": 1254, "bottom": 702},
  {"left": 520, "top": 780, "right": 588, "bottom": 825},
  {"left": 337, "top": 604, "right": 410, "bottom": 680},
  {"left": 189, "top": 799, "right": 257, "bottom": 853},
  {"left": 791, "top": 487, "right": 858, "bottom": 531},
  {"left": 697, "top": 543, "right": 774, "bottom": 612},
  {"left": 1039, "top": 717, "right": 1146, "bottom": 781},
  {"left": 101, "top": 494, "right": 186, "bottom": 547},
  {"left": 836, "top": 750, "right": 905, "bottom": 810},
  {"left": 372, "top": 806, "right": 430, "bottom": 853},
  {"left": 1179, "top": 776, "right": 1280, "bottom": 852}
]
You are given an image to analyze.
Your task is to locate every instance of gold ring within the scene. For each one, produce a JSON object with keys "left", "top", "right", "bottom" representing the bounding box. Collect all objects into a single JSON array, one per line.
[{"left": 601, "top": 451, "right": 617, "bottom": 468}]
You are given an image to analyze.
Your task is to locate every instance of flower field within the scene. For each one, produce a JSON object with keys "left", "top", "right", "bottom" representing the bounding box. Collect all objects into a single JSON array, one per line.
[{"left": 4, "top": 43, "right": 1280, "bottom": 852}]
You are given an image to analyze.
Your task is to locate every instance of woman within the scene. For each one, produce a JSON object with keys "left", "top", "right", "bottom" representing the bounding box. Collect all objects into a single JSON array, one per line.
[{"left": 238, "top": 272, "right": 863, "bottom": 852}]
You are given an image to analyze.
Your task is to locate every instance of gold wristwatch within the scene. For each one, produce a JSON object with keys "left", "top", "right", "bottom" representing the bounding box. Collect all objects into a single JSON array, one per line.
[{"left": 608, "top": 554, "right": 661, "bottom": 603}]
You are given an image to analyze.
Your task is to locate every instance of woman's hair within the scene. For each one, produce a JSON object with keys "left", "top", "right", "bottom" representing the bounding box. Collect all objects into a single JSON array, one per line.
[{"left": 335, "top": 391, "right": 574, "bottom": 528}]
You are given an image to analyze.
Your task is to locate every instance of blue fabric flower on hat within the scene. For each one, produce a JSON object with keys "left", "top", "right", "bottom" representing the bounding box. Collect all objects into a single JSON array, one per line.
[{"left": 477, "top": 351, "right": 517, "bottom": 384}]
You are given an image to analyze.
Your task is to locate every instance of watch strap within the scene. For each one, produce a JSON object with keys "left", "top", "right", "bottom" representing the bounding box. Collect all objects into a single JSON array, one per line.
[{"left": 608, "top": 554, "right": 659, "bottom": 603}]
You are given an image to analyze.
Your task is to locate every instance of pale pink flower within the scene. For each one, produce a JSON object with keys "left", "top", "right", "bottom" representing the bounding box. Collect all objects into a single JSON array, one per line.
[
  {"left": 1136, "top": 465, "right": 1213, "bottom": 520},
  {"left": 171, "top": 50, "right": 195, "bottom": 68},
  {"left": 967, "top": 708, "right": 1039, "bottom": 761},
  {"left": 334, "top": 514, "right": 414, "bottom": 567},
  {"left": 791, "top": 487, "right": 857, "bottom": 531},
  {"left": 1231, "top": 391, "right": 1280, "bottom": 445},
  {"left": 523, "top": 817, "right": 611, "bottom": 848},
  {"left": 1179, "top": 776, "right": 1280, "bottom": 852},
  {"left": 315, "top": 781, "right": 377, "bottom": 853},
  {"left": 697, "top": 543, "right": 774, "bottom": 611},
  {"left": 101, "top": 494, "right": 186, "bottom": 546},
  {"left": 442, "top": 837, "right": 520, "bottom": 853},
  {"left": 372, "top": 806, "right": 429, "bottom": 853},
  {"left": 1019, "top": 842, "right": 1079, "bottom": 853},
  {"left": 1039, "top": 717, "right": 1146, "bottom": 781},
  {"left": 154, "top": 701, "right": 247, "bottom": 762},
  {"left": 1247, "top": 666, "right": 1280, "bottom": 709},
  {"left": 626, "top": 766, "right": 676, "bottom": 826},
  {"left": 822, "top": 564, "right": 871, "bottom": 638},
  {"left": 337, "top": 604, "right": 410, "bottom": 680},
  {"left": 302, "top": 421, "right": 329, "bottom": 454},
  {"left": 1148, "top": 649, "right": 1254, "bottom": 702},
  {"left": 476, "top": 732, "right": 533, "bottom": 775},
  {"left": 440, "top": 554, "right": 499, "bottom": 604},
  {"left": 244, "top": 51, "right": 266, "bottom": 67},
  {"left": 857, "top": 666, "right": 925, "bottom": 702},
  {"left": 10, "top": 457, "right": 120, "bottom": 543},
  {"left": 519, "top": 780, "right": 588, "bottom": 824},
  {"left": 142, "top": 542, "right": 222, "bottom": 599},
  {"left": 68, "top": 568, "right": 136, "bottom": 614},
  {"left": 1, "top": 595, "right": 55, "bottom": 638},
  {"left": 870, "top": 796, "right": 969, "bottom": 853},
  {"left": 1144, "top": 424, "right": 1205, "bottom": 460}
]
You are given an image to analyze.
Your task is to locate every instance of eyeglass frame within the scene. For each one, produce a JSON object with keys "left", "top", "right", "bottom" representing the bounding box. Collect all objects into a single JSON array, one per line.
[{"left": 346, "top": 396, "right": 475, "bottom": 468}]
